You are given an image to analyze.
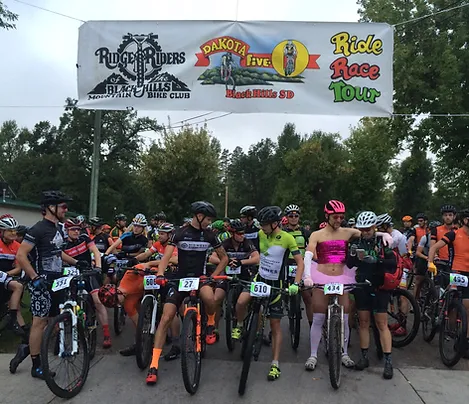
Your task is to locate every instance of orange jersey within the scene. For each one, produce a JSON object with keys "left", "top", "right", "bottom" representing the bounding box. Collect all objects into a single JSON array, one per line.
[
  {"left": 0, "top": 239, "right": 20, "bottom": 272},
  {"left": 431, "top": 225, "right": 456, "bottom": 261},
  {"left": 442, "top": 228, "right": 469, "bottom": 273},
  {"left": 150, "top": 241, "right": 178, "bottom": 256}
]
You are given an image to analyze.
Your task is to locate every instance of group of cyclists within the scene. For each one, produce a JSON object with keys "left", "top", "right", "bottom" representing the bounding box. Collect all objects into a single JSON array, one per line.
[{"left": 1, "top": 189, "right": 469, "bottom": 393}]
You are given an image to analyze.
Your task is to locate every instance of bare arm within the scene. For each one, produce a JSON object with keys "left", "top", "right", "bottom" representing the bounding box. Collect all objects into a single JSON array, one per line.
[
  {"left": 416, "top": 245, "right": 427, "bottom": 260},
  {"left": 89, "top": 244, "right": 102, "bottom": 268},
  {"left": 7, "top": 263, "right": 22, "bottom": 277},
  {"left": 16, "top": 242, "right": 36, "bottom": 279},
  {"left": 208, "top": 251, "right": 220, "bottom": 265},
  {"left": 428, "top": 240, "right": 446, "bottom": 263},
  {"left": 61, "top": 252, "right": 78, "bottom": 266},
  {"left": 157, "top": 245, "right": 175, "bottom": 276},
  {"left": 105, "top": 238, "right": 122, "bottom": 255},
  {"left": 211, "top": 246, "right": 229, "bottom": 277},
  {"left": 292, "top": 253, "right": 304, "bottom": 284},
  {"left": 135, "top": 249, "right": 153, "bottom": 262},
  {"left": 407, "top": 236, "right": 415, "bottom": 252},
  {"left": 242, "top": 251, "right": 260, "bottom": 266}
]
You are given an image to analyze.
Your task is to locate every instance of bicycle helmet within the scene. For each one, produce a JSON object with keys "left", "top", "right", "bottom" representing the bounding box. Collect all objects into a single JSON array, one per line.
[
  {"left": 324, "top": 200, "right": 346, "bottom": 214},
  {"left": 191, "top": 201, "right": 217, "bottom": 218},
  {"left": 64, "top": 218, "right": 82, "bottom": 229},
  {"left": 281, "top": 216, "right": 289, "bottom": 226},
  {"left": 356, "top": 211, "right": 378, "bottom": 228},
  {"left": 428, "top": 220, "right": 441, "bottom": 229},
  {"left": 132, "top": 213, "right": 148, "bottom": 227},
  {"left": 89, "top": 216, "right": 104, "bottom": 226},
  {"left": 98, "top": 284, "right": 121, "bottom": 308},
  {"left": 376, "top": 213, "right": 393, "bottom": 227},
  {"left": 458, "top": 209, "right": 469, "bottom": 220},
  {"left": 319, "top": 221, "right": 327, "bottom": 229},
  {"left": 230, "top": 219, "right": 246, "bottom": 232},
  {"left": 416, "top": 213, "right": 427, "bottom": 220},
  {"left": 76, "top": 215, "right": 86, "bottom": 224},
  {"left": 0, "top": 216, "right": 18, "bottom": 230},
  {"left": 239, "top": 206, "right": 257, "bottom": 218},
  {"left": 114, "top": 213, "right": 127, "bottom": 222},
  {"left": 102, "top": 224, "right": 111, "bottom": 232},
  {"left": 348, "top": 218, "right": 356, "bottom": 226},
  {"left": 158, "top": 223, "right": 174, "bottom": 233},
  {"left": 284, "top": 204, "right": 301, "bottom": 215},
  {"left": 211, "top": 220, "right": 225, "bottom": 231},
  {"left": 257, "top": 206, "right": 282, "bottom": 224},
  {"left": 156, "top": 211, "right": 167, "bottom": 221},
  {"left": 41, "top": 190, "right": 72, "bottom": 205},
  {"left": 402, "top": 215, "right": 412, "bottom": 222},
  {"left": 440, "top": 204, "right": 457, "bottom": 214},
  {"left": 16, "top": 225, "right": 28, "bottom": 236}
]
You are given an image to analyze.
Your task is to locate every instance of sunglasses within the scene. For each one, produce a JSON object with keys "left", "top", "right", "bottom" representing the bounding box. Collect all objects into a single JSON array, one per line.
[
  {"left": 68, "top": 227, "right": 80, "bottom": 231},
  {"left": 235, "top": 232, "right": 245, "bottom": 236},
  {"left": 359, "top": 227, "right": 373, "bottom": 232},
  {"left": 331, "top": 214, "right": 345, "bottom": 220},
  {"left": 58, "top": 203, "right": 68, "bottom": 209},
  {"left": 288, "top": 214, "right": 299, "bottom": 218}
]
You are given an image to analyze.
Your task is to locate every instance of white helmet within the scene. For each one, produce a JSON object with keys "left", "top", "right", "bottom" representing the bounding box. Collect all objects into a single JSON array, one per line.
[
  {"left": 132, "top": 213, "right": 148, "bottom": 227},
  {"left": 284, "top": 204, "right": 301, "bottom": 215},
  {"left": 376, "top": 213, "right": 393, "bottom": 227},
  {"left": 0, "top": 215, "right": 19, "bottom": 230},
  {"left": 356, "top": 211, "right": 378, "bottom": 228}
]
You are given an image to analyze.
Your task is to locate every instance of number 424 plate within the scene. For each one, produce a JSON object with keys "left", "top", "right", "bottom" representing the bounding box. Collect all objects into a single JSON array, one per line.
[{"left": 324, "top": 283, "right": 344, "bottom": 295}]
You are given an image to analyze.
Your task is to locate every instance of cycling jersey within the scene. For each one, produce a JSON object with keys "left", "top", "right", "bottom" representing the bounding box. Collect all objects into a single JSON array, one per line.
[
  {"left": 119, "top": 232, "right": 148, "bottom": 255},
  {"left": 147, "top": 228, "right": 159, "bottom": 243},
  {"left": 221, "top": 237, "right": 257, "bottom": 279},
  {"left": 63, "top": 233, "right": 95, "bottom": 266},
  {"left": 390, "top": 229, "right": 407, "bottom": 255},
  {"left": 284, "top": 226, "right": 308, "bottom": 261},
  {"left": 0, "top": 239, "right": 20, "bottom": 272},
  {"left": 169, "top": 225, "right": 221, "bottom": 277},
  {"left": 258, "top": 230, "right": 300, "bottom": 281},
  {"left": 409, "top": 226, "right": 427, "bottom": 246},
  {"left": 111, "top": 226, "right": 125, "bottom": 241},
  {"left": 150, "top": 240, "right": 178, "bottom": 257},
  {"left": 91, "top": 232, "right": 112, "bottom": 253},
  {"left": 442, "top": 229, "right": 469, "bottom": 273},
  {"left": 431, "top": 225, "right": 456, "bottom": 261},
  {"left": 24, "top": 218, "right": 65, "bottom": 275},
  {"left": 218, "top": 231, "right": 231, "bottom": 242},
  {"left": 244, "top": 222, "right": 260, "bottom": 251}
]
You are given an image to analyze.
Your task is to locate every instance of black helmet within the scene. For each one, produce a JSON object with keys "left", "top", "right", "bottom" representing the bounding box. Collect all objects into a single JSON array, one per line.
[
  {"left": 114, "top": 213, "right": 127, "bottom": 222},
  {"left": 16, "top": 225, "right": 29, "bottom": 236},
  {"left": 258, "top": 206, "right": 282, "bottom": 224},
  {"left": 156, "top": 211, "right": 167, "bottom": 221},
  {"left": 429, "top": 220, "right": 441, "bottom": 229},
  {"left": 230, "top": 219, "right": 245, "bottom": 232},
  {"left": 41, "top": 190, "right": 72, "bottom": 205},
  {"left": 191, "top": 201, "right": 217, "bottom": 218},
  {"left": 239, "top": 206, "right": 257, "bottom": 218},
  {"left": 441, "top": 204, "right": 457, "bottom": 214},
  {"left": 458, "top": 209, "right": 469, "bottom": 220},
  {"left": 89, "top": 216, "right": 104, "bottom": 226},
  {"left": 416, "top": 213, "right": 427, "bottom": 220}
]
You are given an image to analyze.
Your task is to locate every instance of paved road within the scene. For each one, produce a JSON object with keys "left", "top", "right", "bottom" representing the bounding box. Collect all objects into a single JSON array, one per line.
[{"left": 2, "top": 309, "right": 469, "bottom": 404}]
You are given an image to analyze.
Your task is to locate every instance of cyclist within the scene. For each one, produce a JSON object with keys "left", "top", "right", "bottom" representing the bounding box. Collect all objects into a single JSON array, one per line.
[
  {"left": 232, "top": 206, "right": 303, "bottom": 381},
  {"left": 407, "top": 213, "right": 427, "bottom": 253},
  {"left": 211, "top": 219, "right": 231, "bottom": 242},
  {"left": 63, "top": 218, "right": 111, "bottom": 348},
  {"left": 376, "top": 213, "right": 407, "bottom": 255},
  {"left": 145, "top": 201, "right": 228, "bottom": 385},
  {"left": 431, "top": 205, "right": 457, "bottom": 279},
  {"left": 283, "top": 40, "right": 297, "bottom": 76},
  {"left": 348, "top": 211, "right": 396, "bottom": 380},
  {"left": 240, "top": 205, "right": 260, "bottom": 251},
  {"left": 283, "top": 204, "right": 313, "bottom": 327},
  {"left": 147, "top": 215, "right": 159, "bottom": 244},
  {"left": 76, "top": 215, "right": 90, "bottom": 236},
  {"left": 89, "top": 216, "right": 113, "bottom": 254},
  {"left": 0, "top": 214, "right": 27, "bottom": 335},
  {"left": 111, "top": 213, "right": 127, "bottom": 243},
  {"left": 16, "top": 191, "right": 89, "bottom": 379},
  {"left": 16, "top": 225, "right": 28, "bottom": 243},
  {"left": 348, "top": 218, "right": 356, "bottom": 228},
  {"left": 210, "top": 219, "right": 260, "bottom": 339},
  {"left": 400, "top": 215, "right": 414, "bottom": 239}
]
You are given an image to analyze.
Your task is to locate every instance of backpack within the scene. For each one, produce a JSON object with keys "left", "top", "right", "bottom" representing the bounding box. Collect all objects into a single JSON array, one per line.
[{"left": 378, "top": 242, "right": 404, "bottom": 291}]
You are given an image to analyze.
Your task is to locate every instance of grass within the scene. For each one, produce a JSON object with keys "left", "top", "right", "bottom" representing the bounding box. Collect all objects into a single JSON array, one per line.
[{"left": 0, "top": 292, "right": 32, "bottom": 353}]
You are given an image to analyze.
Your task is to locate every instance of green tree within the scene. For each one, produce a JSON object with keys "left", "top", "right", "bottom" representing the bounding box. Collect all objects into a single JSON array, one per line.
[{"left": 0, "top": 1, "right": 17, "bottom": 30}]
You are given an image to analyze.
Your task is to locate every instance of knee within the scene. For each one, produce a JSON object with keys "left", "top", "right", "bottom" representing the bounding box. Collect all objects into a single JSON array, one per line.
[
  {"left": 161, "top": 311, "right": 175, "bottom": 326},
  {"left": 10, "top": 281, "right": 23, "bottom": 292},
  {"left": 375, "top": 318, "right": 388, "bottom": 331}
]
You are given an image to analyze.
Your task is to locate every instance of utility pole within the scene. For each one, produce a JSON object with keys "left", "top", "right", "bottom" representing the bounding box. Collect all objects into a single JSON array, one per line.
[
  {"left": 224, "top": 183, "right": 229, "bottom": 217},
  {"left": 89, "top": 110, "right": 102, "bottom": 218}
]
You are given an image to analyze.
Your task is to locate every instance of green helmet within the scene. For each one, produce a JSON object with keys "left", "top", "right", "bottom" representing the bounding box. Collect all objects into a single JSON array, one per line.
[{"left": 211, "top": 220, "right": 225, "bottom": 231}]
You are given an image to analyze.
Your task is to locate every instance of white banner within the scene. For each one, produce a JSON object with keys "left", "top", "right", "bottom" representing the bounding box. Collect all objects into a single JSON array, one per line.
[{"left": 77, "top": 21, "right": 393, "bottom": 116}]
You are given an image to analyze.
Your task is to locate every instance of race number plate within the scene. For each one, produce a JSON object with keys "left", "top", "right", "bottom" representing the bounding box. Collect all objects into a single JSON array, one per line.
[
  {"left": 0, "top": 271, "right": 7, "bottom": 283},
  {"left": 288, "top": 265, "right": 297, "bottom": 277},
  {"left": 52, "top": 276, "right": 73, "bottom": 292},
  {"left": 450, "top": 273, "right": 468, "bottom": 287},
  {"left": 143, "top": 275, "right": 161, "bottom": 290},
  {"left": 63, "top": 267, "right": 80, "bottom": 277},
  {"left": 225, "top": 266, "right": 241, "bottom": 275},
  {"left": 399, "top": 270, "right": 409, "bottom": 288},
  {"left": 324, "top": 283, "right": 344, "bottom": 295},
  {"left": 250, "top": 282, "right": 271, "bottom": 297},
  {"left": 179, "top": 277, "right": 200, "bottom": 292}
]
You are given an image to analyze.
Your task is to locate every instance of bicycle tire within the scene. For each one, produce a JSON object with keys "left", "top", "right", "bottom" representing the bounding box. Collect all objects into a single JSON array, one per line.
[
  {"left": 84, "top": 296, "right": 97, "bottom": 361},
  {"left": 181, "top": 309, "right": 202, "bottom": 395},
  {"left": 240, "top": 311, "right": 253, "bottom": 360},
  {"left": 239, "top": 308, "right": 259, "bottom": 396},
  {"left": 439, "top": 300, "right": 467, "bottom": 367},
  {"left": 328, "top": 314, "right": 342, "bottom": 390},
  {"left": 390, "top": 288, "right": 421, "bottom": 348},
  {"left": 41, "top": 312, "right": 90, "bottom": 399},
  {"left": 289, "top": 294, "right": 301, "bottom": 350},
  {"left": 136, "top": 297, "right": 155, "bottom": 369},
  {"left": 225, "top": 287, "right": 235, "bottom": 352},
  {"left": 421, "top": 281, "right": 438, "bottom": 342},
  {"left": 113, "top": 305, "right": 125, "bottom": 336}
]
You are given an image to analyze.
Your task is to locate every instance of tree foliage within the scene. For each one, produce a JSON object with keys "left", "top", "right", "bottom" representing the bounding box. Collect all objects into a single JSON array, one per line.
[{"left": 0, "top": 1, "right": 18, "bottom": 30}]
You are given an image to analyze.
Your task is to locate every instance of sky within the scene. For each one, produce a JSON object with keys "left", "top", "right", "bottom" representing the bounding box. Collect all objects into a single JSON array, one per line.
[{"left": 0, "top": 0, "right": 366, "bottom": 151}]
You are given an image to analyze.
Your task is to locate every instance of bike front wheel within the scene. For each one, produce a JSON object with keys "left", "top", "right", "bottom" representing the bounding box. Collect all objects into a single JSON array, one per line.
[
  {"left": 181, "top": 309, "right": 202, "bottom": 394},
  {"left": 136, "top": 297, "right": 156, "bottom": 369},
  {"left": 327, "top": 313, "right": 342, "bottom": 390},
  {"left": 439, "top": 300, "right": 467, "bottom": 367},
  {"left": 239, "top": 309, "right": 259, "bottom": 396}
]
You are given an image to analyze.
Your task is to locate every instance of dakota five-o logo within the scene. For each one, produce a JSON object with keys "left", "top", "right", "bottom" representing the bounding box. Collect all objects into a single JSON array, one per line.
[{"left": 194, "top": 36, "right": 320, "bottom": 99}]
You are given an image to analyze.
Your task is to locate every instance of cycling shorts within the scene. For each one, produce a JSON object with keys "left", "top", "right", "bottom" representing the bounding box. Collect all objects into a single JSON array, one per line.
[
  {"left": 242, "top": 274, "right": 284, "bottom": 319},
  {"left": 353, "top": 287, "right": 390, "bottom": 314}
]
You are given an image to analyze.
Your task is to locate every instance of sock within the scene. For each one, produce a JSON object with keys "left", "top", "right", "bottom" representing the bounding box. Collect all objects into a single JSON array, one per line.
[
  {"left": 361, "top": 348, "right": 369, "bottom": 360},
  {"left": 343, "top": 314, "right": 350, "bottom": 355},
  {"left": 102, "top": 324, "right": 110, "bottom": 338},
  {"left": 150, "top": 348, "right": 162, "bottom": 369},
  {"left": 8, "top": 309, "right": 18, "bottom": 325},
  {"left": 309, "top": 313, "right": 326, "bottom": 357},
  {"left": 207, "top": 313, "right": 215, "bottom": 326},
  {"left": 32, "top": 355, "right": 41, "bottom": 368},
  {"left": 384, "top": 352, "right": 392, "bottom": 365},
  {"left": 271, "top": 360, "right": 279, "bottom": 367}
]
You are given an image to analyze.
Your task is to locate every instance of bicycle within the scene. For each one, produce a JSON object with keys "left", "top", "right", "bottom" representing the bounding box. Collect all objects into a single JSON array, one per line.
[
  {"left": 41, "top": 268, "right": 99, "bottom": 399},
  {"left": 314, "top": 281, "right": 371, "bottom": 390},
  {"left": 421, "top": 269, "right": 468, "bottom": 367},
  {"left": 285, "top": 264, "right": 302, "bottom": 350},
  {"left": 108, "top": 258, "right": 128, "bottom": 335},
  {"left": 134, "top": 266, "right": 161, "bottom": 369},
  {"left": 177, "top": 275, "right": 229, "bottom": 394},
  {"left": 223, "top": 269, "right": 245, "bottom": 352}
]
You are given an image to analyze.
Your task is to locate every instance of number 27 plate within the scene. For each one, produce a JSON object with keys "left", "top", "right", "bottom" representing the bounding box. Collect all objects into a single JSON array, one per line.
[
  {"left": 179, "top": 277, "right": 200, "bottom": 292},
  {"left": 324, "top": 283, "right": 344, "bottom": 295}
]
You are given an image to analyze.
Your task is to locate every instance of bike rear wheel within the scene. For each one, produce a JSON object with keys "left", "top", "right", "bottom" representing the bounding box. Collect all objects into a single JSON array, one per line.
[
  {"left": 113, "top": 304, "right": 125, "bottom": 336},
  {"left": 41, "top": 312, "right": 90, "bottom": 399},
  {"left": 289, "top": 294, "right": 301, "bottom": 350},
  {"left": 421, "top": 281, "right": 438, "bottom": 342},
  {"left": 136, "top": 297, "right": 156, "bottom": 369},
  {"left": 225, "top": 287, "right": 236, "bottom": 352},
  {"left": 181, "top": 309, "right": 202, "bottom": 394},
  {"left": 389, "top": 288, "right": 421, "bottom": 348},
  {"left": 327, "top": 313, "right": 342, "bottom": 390},
  {"left": 83, "top": 296, "right": 97, "bottom": 360},
  {"left": 439, "top": 300, "right": 467, "bottom": 367},
  {"left": 239, "top": 308, "right": 260, "bottom": 396}
]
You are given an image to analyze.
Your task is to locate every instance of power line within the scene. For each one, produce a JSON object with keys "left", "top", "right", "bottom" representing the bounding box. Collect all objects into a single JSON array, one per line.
[
  {"left": 169, "top": 112, "right": 233, "bottom": 129},
  {"left": 10, "top": 0, "right": 86, "bottom": 22},
  {"left": 393, "top": 2, "right": 469, "bottom": 27},
  {"left": 392, "top": 113, "right": 469, "bottom": 117}
]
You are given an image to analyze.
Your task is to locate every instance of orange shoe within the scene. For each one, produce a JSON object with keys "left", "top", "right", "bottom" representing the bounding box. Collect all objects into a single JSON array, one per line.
[
  {"left": 206, "top": 326, "right": 217, "bottom": 345},
  {"left": 146, "top": 367, "right": 158, "bottom": 385},
  {"left": 103, "top": 336, "right": 112, "bottom": 349}
]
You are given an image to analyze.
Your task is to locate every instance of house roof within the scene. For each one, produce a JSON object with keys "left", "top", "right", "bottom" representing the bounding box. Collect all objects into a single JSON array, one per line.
[{"left": 0, "top": 198, "right": 80, "bottom": 216}]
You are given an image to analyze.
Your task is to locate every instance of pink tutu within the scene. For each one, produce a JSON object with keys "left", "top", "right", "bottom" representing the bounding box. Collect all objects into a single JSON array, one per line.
[{"left": 308, "top": 260, "right": 356, "bottom": 285}]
